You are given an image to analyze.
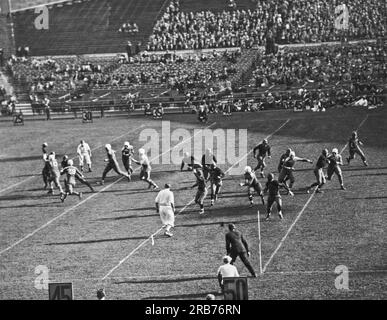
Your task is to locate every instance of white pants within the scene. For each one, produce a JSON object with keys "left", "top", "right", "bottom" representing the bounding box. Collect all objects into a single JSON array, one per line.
[
  {"left": 159, "top": 206, "right": 174, "bottom": 227},
  {"left": 78, "top": 153, "right": 91, "bottom": 166}
]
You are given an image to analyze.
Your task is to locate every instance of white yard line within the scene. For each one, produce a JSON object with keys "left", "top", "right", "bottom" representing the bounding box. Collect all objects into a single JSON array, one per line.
[
  {"left": 0, "top": 123, "right": 216, "bottom": 256},
  {"left": 101, "top": 119, "right": 291, "bottom": 280},
  {"left": 262, "top": 114, "right": 370, "bottom": 273},
  {"left": 0, "top": 125, "right": 145, "bottom": 196},
  {"left": 92, "top": 92, "right": 111, "bottom": 102}
]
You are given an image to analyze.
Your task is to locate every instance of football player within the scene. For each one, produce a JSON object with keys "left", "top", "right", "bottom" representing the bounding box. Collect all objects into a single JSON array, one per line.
[
  {"left": 239, "top": 166, "right": 265, "bottom": 207},
  {"left": 47, "top": 152, "right": 64, "bottom": 195},
  {"left": 121, "top": 141, "right": 134, "bottom": 177},
  {"left": 61, "top": 155, "right": 94, "bottom": 192},
  {"left": 60, "top": 159, "right": 83, "bottom": 202},
  {"left": 264, "top": 173, "right": 294, "bottom": 220},
  {"left": 77, "top": 140, "right": 92, "bottom": 172},
  {"left": 346, "top": 131, "right": 368, "bottom": 166},
  {"left": 253, "top": 139, "right": 271, "bottom": 177},
  {"left": 327, "top": 148, "right": 345, "bottom": 190},
  {"left": 132, "top": 148, "right": 159, "bottom": 190},
  {"left": 278, "top": 151, "right": 313, "bottom": 191},
  {"left": 191, "top": 167, "right": 207, "bottom": 214},
  {"left": 307, "top": 149, "right": 330, "bottom": 194},
  {"left": 209, "top": 163, "right": 225, "bottom": 206},
  {"left": 100, "top": 144, "right": 131, "bottom": 185},
  {"left": 201, "top": 148, "right": 217, "bottom": 180},
  {"left": 42, "top": 142, "right": 50, "bottom": 189}
]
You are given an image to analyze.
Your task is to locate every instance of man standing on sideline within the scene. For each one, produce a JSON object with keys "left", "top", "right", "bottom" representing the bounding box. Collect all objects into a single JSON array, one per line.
[
  {"left": 217, "top": 255, "right": 239, "bottom": 293},
  {"left": 155, "top": 184, "right": 175, "bottom": 237},
  {"left": 77, "top": 140, "right": 92, "bottom": 172},
  {"left": 225, "top": 224, "right": 257, "bottom": 277}
]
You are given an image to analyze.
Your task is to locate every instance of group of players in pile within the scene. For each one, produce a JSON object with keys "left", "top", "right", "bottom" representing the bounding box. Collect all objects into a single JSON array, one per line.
[{"left": 40, "top": 130, "right": 367, "bottom": 220}]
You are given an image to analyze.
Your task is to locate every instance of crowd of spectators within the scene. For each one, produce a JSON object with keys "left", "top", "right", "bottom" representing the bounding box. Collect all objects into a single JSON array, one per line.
[
  {"left": 146, "top": 0, "right": 386, "bottom": 51},
  {"left": 251, "top": 41, "right": 387, "bottom": 88}
]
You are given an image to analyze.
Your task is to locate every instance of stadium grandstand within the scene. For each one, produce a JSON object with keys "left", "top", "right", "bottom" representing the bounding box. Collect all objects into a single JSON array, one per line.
[{"left": 0, "top": 0, "right": 386, "bottom": 118}]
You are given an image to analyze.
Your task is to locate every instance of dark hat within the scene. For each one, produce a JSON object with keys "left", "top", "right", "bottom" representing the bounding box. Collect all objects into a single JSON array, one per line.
[
  {"left": 228, "top": 223, "right": 236, "bottom": 231},
  {"left": 164, "top": 183, "right": 171, "bottom": 189}
]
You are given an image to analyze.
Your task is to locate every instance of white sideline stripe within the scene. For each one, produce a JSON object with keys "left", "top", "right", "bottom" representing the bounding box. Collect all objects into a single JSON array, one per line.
[
  {"left": 262, "top": 114, "right": 370, "bottom": 273},
  {"left": 101, "top": 119, "right": 290, "bottom": 280},
  {"left": 0, "top": 125, "right": 145, "bottom": 196},
  {"left": 0, "top": 123, "right": 216, "bottom": 257}
]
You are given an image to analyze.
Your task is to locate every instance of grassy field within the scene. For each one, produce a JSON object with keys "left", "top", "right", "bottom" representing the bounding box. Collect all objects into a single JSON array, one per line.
[{"left": 0, "top": 106, "right": 386, "bottom": 300}]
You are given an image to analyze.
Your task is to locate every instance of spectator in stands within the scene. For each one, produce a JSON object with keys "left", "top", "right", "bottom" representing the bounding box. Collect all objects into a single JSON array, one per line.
[
  {"left": 0, "top": 48, "right": 4, "bottom": 67},
  {"left": 97, "top": 288, "right": 106, "bottom": 300}
]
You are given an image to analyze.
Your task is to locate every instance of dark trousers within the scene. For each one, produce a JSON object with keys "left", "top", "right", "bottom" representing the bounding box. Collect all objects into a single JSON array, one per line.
[{"left": 229, "top": 251, "right": 256, "bottom": 276}]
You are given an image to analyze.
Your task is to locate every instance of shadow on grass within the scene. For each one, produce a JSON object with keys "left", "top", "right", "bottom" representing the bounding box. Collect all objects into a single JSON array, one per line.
[
  {"left": 45, "top": 234, "right": 165, "bottom": 246},
  {"left": 0, "top": 156, "right": 42, "bottom": 163},
  {"left": 96, "top": 213, "right": 159, "bottom": 221},
  {"left": 115, "top": 275, "right": 216, "bottom": 285},
  {"left": 141, "top": 291, "right": 222, "bottom": 300}
]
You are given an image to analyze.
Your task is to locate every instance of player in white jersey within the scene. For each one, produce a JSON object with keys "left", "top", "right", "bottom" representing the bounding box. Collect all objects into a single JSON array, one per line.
[
  {"left": 77, "top": 140, "right": 92, "bottom": 172},
  {"left": 132, "top": 148, "right": 159, "bottom": 190}
]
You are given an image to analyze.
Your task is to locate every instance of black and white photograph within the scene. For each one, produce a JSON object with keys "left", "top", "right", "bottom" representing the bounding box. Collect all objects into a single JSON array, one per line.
[{"left": 0, "top": 0, "right": 385, "bottom": 305}]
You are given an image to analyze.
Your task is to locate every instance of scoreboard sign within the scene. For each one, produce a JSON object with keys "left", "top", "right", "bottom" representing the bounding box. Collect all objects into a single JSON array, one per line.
[
  {"left": 223, "top": 277, "right": 248, "bottom": 300},
  {"left": 48, "top": 283, "right": 73, "bottom": 300}
]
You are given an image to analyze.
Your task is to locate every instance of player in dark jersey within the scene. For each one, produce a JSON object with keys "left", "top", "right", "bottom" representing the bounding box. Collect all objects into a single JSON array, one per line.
[
  {"left": 278, "top": 148, "right": 292, "bottom": 173},
  {"left": 61, "top": 155, "right": 94, "bottom": 192},
  {"left": 42, "top": 142, "right": 50, "bottom": 189},
  {"left": 100, "top": 144, "right": 131, "bottom": 185},
  {"left": 253, "top": 139, "right": 271, "bottom": 177},
  {"left": 209, "top": 163, "right": 225, "bottom": 206},
  {"left": 60, "top": 159, "right": 83, "bottom": 202},
  {"left": 346, "top": 131, "right": 368, "bottom": 166},
  {"left": 278, "top": 151, "right": 313, "bottom": 191},
  {"left": 121, "top": 141, "right": 134, "bottom": 177},
  {"left": 192, "top": 167, "right": 207, "bottom": 214},
  {"left": 307, "top": 149, "right": 330, "bottom": 194},
  {"left": 239, "top": 166, "right": 265, "bottom": 207},
  {"left": 201, "top": 148, "right": 217, "bottom": 180},
  {"left": 327, "top": 148, "right": 345, "bottom": 190},
  {"left": 264, "top": 173, "right": 293, "bottom": 220}
]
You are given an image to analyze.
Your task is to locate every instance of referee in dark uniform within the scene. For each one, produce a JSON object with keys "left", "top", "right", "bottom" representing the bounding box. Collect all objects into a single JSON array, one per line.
[{"left": 225, "top": 223, "right": 257, "bottom": 277}]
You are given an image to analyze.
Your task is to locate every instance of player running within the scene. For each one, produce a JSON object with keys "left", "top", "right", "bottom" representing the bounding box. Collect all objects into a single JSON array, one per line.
[
  {"left": 61, "top": 155, "right": 94, "bottom": 192},
  {"left": 47, "top": 152, "right": 64, "bottom": 195},
  {"left": 307, "top": 149, "right": 330, "bottom": 194},
  {"left": 100, "top": 144, "right": 131, "bottom": 185},
  {"left": 60, "top": 159, "right": 83, "bottom": 202},
  {"left": 327, "top": 148, "right": 346, "bottom": 190},
  {"left": 77, "top": 140, "right": 92, "bottom": 172},
  {"left": 278, "top": 151, "right": 313, "bottom": 191},
  {"left": 192, "top": 167, "right": 207, "bottom": 214},
  {"left": 42, "top": 142, "right": 50, "bottom": 189},
  {"left": 121, "top": 141, "right": 134, "bottom": 177},
  {"left": 253, "top": 139, "right": 271, "bottom": 177},
  {"left": 132, "top": 148, "right": 159, "bottom": 190},
  {"left": 346, "top": 131, "right": 368, "bottom": 166},
  {"left": 201, "top": 148, "right": 217, "bottom": 180},
  {"left": 209, "top": 163, "right": 225, "bottom": 206},
  {"left": 239, "top": 166, "right": 265, "bottom": 207},
  {"left": 277, "top": 148, "right": 292, "bottom": 173},
  {"left": 263, "top": 173, "right": 294, "bottom": 220}
]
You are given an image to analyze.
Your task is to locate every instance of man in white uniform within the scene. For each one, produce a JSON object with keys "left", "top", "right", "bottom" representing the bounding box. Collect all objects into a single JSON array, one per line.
[
  {"left": 217, "top": 255, "right": 239, "bottom": 293},
  {"left": 77, "top": 140, "right": 92, "bottom": 172},
  {"left": 155, "top": 184, "right": 175, "bottom": 237}
]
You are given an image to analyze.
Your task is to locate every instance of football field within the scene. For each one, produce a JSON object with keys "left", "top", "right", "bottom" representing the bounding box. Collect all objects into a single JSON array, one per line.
[{"left": 0, "top": 107, "right": 386, "bottom": 300}]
